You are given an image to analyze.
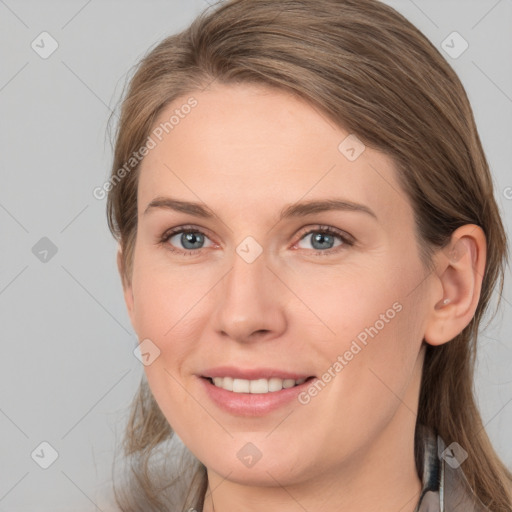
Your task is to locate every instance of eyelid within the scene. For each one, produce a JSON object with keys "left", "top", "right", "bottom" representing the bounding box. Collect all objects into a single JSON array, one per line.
[
  {"left": 160, "top": 224, "right": 215, "bottom": 241},
  {"left": 295, "top": 224, "right": 355, "bottom": 244}
]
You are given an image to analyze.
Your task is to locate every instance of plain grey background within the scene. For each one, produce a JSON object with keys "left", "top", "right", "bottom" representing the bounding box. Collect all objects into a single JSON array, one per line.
[{"left": 0, "top": 0, "right": 511, "bottom": 510}]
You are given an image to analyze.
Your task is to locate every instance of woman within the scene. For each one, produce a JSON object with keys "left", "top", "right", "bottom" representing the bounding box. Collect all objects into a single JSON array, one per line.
[{"left": 106, "top": 0, "right": 512, "bottom": 510}]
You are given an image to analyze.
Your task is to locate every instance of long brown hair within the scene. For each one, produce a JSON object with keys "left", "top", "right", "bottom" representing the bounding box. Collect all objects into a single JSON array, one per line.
[{"left": 106, "top": 0, "right": 512, "bottom": 510}]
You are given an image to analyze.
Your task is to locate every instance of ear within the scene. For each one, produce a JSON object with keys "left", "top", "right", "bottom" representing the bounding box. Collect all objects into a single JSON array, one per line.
[
  {"left": 424, "top": 224, "right": 487, "bottom": 346},
  {"left": 117, "top": 246, "right": 135, "bottom": 326}
]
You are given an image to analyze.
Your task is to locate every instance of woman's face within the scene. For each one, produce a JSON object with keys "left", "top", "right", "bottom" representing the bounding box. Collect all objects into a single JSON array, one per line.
[{"left": 122, "top": 83, "right": 438, "bottom": 487}]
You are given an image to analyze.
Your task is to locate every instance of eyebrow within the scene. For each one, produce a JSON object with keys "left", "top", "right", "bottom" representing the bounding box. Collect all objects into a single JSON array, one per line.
[{"left": 143, "top": 197, "right": 377, "bottom": 221}]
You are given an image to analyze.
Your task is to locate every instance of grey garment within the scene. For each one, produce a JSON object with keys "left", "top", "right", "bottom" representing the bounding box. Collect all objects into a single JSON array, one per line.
[{"left": 414, "top": 424, "right": 490, "bottom": 512}]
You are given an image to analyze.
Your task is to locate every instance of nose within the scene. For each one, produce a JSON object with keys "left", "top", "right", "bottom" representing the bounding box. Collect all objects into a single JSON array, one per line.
[{"left": 212, "top": 245, "right": 288, "bottom": 344}]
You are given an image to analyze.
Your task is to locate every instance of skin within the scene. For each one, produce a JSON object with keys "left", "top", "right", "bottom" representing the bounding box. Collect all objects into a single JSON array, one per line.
[{"left": 118, "top": 83, "right": 486, "bottom": 512}]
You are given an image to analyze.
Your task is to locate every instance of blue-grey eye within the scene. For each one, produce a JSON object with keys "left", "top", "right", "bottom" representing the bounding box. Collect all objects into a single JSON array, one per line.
[
  {"left": 297, "top": 230, "right": 344, "bottom": 251},
  {"left": 168, "top": 231, "right": 212, "bottom": 251}
]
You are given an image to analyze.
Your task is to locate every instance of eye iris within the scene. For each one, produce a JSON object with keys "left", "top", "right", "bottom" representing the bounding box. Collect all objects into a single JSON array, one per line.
[
  {"left": 182, "top": 232, "right": 204, "bottom": 250},
  {"left": 311, "top": 232, "right": 334, "bottom": 250}
]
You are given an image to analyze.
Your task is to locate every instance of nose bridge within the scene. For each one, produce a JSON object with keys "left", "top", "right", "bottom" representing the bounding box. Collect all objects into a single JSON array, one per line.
[
  {"left": 223, "top": 244, "right": 270, "bottom": 314},
  {"left": 213, "top": 242, "right": 286, "bottom": 342}
]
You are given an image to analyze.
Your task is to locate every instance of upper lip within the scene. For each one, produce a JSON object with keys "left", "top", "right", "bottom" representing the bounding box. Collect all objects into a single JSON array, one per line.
[{"left": 201, "top": 366, "right": 314, "bottom": 380}]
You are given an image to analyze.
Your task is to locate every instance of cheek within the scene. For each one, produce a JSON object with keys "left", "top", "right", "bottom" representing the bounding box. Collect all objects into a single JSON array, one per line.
[
  {"left": 284, "top": 260, "right": 406, "bottom": 346},
  {"left": 304, "top": 256, "right": 425, "bottom": 403},
  {"left": 129, "top": 262, "right": 214, "bottom": 442},
  {"left": 130, "top": 249, "right": 214, "bottom": 340}
]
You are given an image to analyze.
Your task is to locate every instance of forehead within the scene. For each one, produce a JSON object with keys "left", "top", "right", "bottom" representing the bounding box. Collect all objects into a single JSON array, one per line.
[{"left": 137, "top": 84, "right": 411, "bottom": 226}]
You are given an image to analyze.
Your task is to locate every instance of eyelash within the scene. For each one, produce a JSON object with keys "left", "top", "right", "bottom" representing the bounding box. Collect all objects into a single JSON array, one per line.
[{"left": 158, "top": 224, "right": 354, "bottom": 257}]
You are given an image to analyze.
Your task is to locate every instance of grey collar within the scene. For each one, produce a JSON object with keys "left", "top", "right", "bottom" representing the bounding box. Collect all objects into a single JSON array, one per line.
[{"left": 414, "top": 424, "right": 490, "bottom": 512}]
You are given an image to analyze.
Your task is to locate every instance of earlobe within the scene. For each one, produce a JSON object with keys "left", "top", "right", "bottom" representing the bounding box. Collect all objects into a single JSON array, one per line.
[{"left": 423, "top": 225, "right": 486, "bottom": 347}]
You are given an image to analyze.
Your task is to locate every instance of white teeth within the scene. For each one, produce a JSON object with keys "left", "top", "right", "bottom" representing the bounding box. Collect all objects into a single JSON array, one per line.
[
  {"left": 223, "top": 376, "right": 234, "bottom": 391},
  {"left": 250, "top": 379, "right": 268, "bottom": 394},
  {"left": 210, "top": 376, "right": 308, "bottom": 394},
  {"left": 268, "top": 377, "right": 283, "bottom": 392},
  {"left": 232, "top": 378, "right": 250, "bottom": 393},
  {"left": 282, "top": 379, "right": 295, "bottom": 389}
]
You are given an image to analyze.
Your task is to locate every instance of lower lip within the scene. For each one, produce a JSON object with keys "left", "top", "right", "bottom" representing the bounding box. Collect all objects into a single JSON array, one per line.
[{"left": 199, "top": 377, "right": 316, "bottom": 417}]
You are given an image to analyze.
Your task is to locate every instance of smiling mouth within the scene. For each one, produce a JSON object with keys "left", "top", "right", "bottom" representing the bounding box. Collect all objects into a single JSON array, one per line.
[{"left": 203, "top": 376, "right": 315, "bottom": 394}]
